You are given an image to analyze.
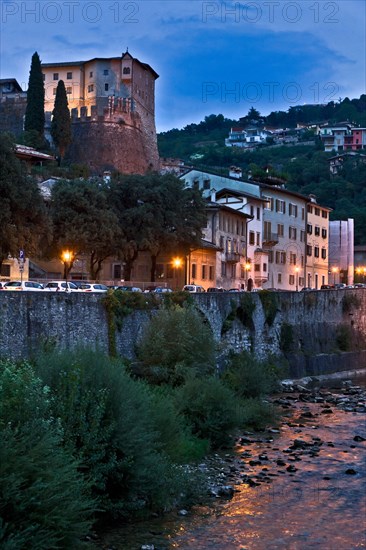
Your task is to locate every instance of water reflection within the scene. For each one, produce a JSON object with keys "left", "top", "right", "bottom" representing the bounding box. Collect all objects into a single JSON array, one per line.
[{"left": 96, "top": 379, "right": 366, "bottom": 550}]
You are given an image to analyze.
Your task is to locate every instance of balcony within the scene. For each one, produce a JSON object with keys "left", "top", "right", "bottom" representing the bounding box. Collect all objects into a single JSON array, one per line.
[
  {"left": 262, "top": 232, "right": 279, "bottom": 248},
  {"left": 225, "top": 252, "right": 241, "bottom": 263}
]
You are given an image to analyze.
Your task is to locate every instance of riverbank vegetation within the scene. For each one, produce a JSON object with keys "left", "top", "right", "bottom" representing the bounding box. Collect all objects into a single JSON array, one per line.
[{"left": 0, "top": 303, "right": 282, "bottom": 548}]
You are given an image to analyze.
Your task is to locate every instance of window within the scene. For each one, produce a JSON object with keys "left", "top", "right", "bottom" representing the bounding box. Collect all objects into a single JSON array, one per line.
[
  {"left": 53, "top": 73, "right": 59, "bottom": 80},
  {"left": 277, "top": 273, "right": 282, "bottom": 284},
  {"left": 219, "top": 236, "right": 224, "bottom": 249},
  {"left": 263, "top": 196, "right": 274, "bottom": 210},
  {"left": 300, "top": 230, "right": 305, "bottom": 242},
  {"left": 103, "top": 69, "right": 109, "bottom": 75},
  {"left": 314, "top": 226, "right": 320, "bottom": 236},
  {"left": 105, "top": 83, "right": 109, "bottom": 91},
  {"left": 307, "top": 245, "right": 312, "bottom": 256},
  {"left": 321, "top": 248, "right": 327, "bottom": 259},
  {"left": 209, "top": 266, "right": 214, "bottom": 280},
  {"left": 276, "top": 199, "right": 286, "bottom": 213},
  {"left": 123, "top": 67, "right": 131, "bottom": 75},
  {"left": 307, "top": 224, "right": 313, "bottom": 234},
  {"left": 301, "top": 207, "right": 305, "bottom": 220},
  {"left": 263, "top": 262, "right": 267, "bottom": 272},
  {"left": 88, "top": 84, "right": 94, "bottom": 93},
  {"left": 67, "top": 72, "right": 72, "bottom": 79},
  {"left": 289, "top": 227, "right": 297, "bottom": 240},
  {"left": 191, "top": 264, "right": 197, "bottom": 279},
  {"left": 42, "top": 73, "right": 45, "bottom": 81},
  {"left": 307, "top": 205, "right": 313, "bottom": 214},
  {"left": 53, "top": 88, "right": 57, "bottom": 95},
  {"left": 289, "top": 275, "right": 295, "bottom": 285},
  {"left": 256, "top": 207, "right": 260, "bottom": 220},
  {"left": 113, "top": 264, "right": 121, "bottom": 279},
  {"left": 250, "top": 205, "right": 254, "bottom": 217},
  {"left": 268, "top": 251, "right": 273, "bottom": 263},
  {"left": 322, "top": 210, "right": 328, "bottom": 219},
  {"left": 89, "top": 71, "right": 93, "bottom": 77},
  {"left": 221, "top": 262, "right": 227, "bottom": 276},
  {"left": 314, "top": 247, "right": 319, "bottom": 258},
  {"left": 322, "top": 228, "right": 327, "bottom": 239},
  {"left": 277, "top": 224, "right": 284, "bottom": 237},
  {"left": 315, "top": 207, "right": 320, "bottom": 216},
  {"left": 249, "top": 231, "right": 255, "bottom": 245},
  {"left": 66, "top": 87, "right": 72, "bottom": 95},
  {"left": 289, "top": 203, "right": 298, "bottom": 217},
  {"left": 203, "top": 178, "right": 210, "bottom": 190},
  {"left": 202, "top": 265, "right": 207, "bottom": 280},
  {"left": 290, "top": 253, "right": 297, "bottom": 265},
  {"left": 256, "top": 233, "right": 260, "bottom": 246},
  {"left": 254, "top": 264, "right": 260, "bottom": 272}
]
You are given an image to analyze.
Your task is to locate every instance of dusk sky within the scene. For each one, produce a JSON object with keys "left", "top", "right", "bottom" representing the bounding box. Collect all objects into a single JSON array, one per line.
[{"left": 1, "top": 0, "right": 365, "bottom": 132}]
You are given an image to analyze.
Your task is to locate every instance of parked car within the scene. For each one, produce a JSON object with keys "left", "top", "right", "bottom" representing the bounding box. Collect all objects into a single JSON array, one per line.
[
  {"left": 44, "top": 281, "right": 80, "bottom": 292},
  {"left": 334, "top": 283, "right": 347, "bottom": 289},
  {"left": 70, "top": 280, "right": 92, "bottom": 289},
  {"left": 3, "top": 280, "right": 44, "bottom": 291},
  {"left": 320, "top": 284, "right": 334, "bottom": 290},
  {"left": 152, "top": 287, "right": 173, "bottom": 293},
  {"left": 354, "top": 283, "right": 366, "bottom": 288},
  {"left": 206, "top": 287, "right": 224, "bottom": 292},
  {"left": 0, "top": 282, "right": 5, "bottom": 290},
  {"left": 182, "top": 284, "right": 205, "bottom": 293},
  {"left": 301, "top": 287, "right": 313, "bottom": 292},
  {"left": 78, "top": 283, "right": 109, "bottom": 293},
  {"left": 115, "top": 286, "right": 142, "bottom": 293}
]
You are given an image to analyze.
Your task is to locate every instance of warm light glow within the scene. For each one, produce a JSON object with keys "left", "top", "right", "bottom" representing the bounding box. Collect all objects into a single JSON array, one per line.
[
  {"left": 172, "top": 257, "right": 182, "bottom": 269},
  {"left": 245, "top": 262, "right": 251, "bottom": 271},
  {"left": 295, "top": 266, "right": 300, "bottom": 273},
  {"left": 331, "top": 266, "right": 339, "bottom": 274},
  {"left": 61, "top": 250, "right": 73, "bottom": 263}
]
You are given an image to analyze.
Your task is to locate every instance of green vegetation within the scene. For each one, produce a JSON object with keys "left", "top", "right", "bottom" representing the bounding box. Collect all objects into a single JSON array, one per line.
[
  {"left": 279, "top": 322, "right": 295, "bottom": 353},
  {"left": 136, "top": 305, "right": 216, "bottom": 385},
  {"left": 336, "top": 324, "right": 353, "bottom": 351},
  {"left": 50, "top": 80, "right": 72, "bottom": 160},
  {"left": 24, "top": 52, "right": 45, "bottom": 148},
  {"left": 0, "top": 360, "right": 95, "bottom": 549},
  {"left": 222, "top": 294, "right": 256, "bottom": 334},
  {"left": 342, "top": 293, "right": 361, "bottom": 313},
  {"left": 258, "top": 290, "right": 279, "bottom": 326},
  {"left": 0, "top": 134, "right": 50, "bottom": 271}
]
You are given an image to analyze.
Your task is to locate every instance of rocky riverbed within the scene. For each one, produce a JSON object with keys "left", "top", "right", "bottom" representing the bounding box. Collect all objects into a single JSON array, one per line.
[{"left": 92, "top": 377, "right": 366, "bottom": 550}]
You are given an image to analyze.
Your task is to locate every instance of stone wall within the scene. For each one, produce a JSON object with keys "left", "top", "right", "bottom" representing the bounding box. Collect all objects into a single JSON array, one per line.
[
  {"left": 1, "top": 289, "right": 365, "bottom": 377},
  {"left": 0, "top": 95, "right": 27, "bottom": 137}
]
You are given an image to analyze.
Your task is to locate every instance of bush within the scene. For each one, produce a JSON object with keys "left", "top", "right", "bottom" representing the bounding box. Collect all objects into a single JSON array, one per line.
[
  {"left": 33, "top": 349, "right": 204, "bottom": 517},
  {"left": 173, "top": 376, "right": 243, "bottom": 448},
  {"left": 240, "top": 398, "right": 276, "bottom": 430},
  {"left": 0, "top": 360, "right": 94, "bottom": 549},
  {"left": 222, "top": 351, "right": 280, "bottom": 398},
  {"left": 137, "top": 306, "right": 216, "bottom": 385}
]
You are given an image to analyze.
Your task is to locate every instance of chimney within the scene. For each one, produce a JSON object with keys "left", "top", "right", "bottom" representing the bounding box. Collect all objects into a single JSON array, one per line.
[{"left": 210, "top": 188, "right": 217, "bottom": 202}]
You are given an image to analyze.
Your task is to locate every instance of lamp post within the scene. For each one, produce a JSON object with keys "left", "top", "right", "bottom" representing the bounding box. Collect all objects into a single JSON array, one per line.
[
  {"left": 172, "top": 257, "right": 182, "bottom": 290},
  {"left": 331, "top": 266, "right": 339, "bottom": 286},
  {"left": 244, "top": 261, "right": 251, "bottom": 290},
  {"left": 356, "top": 266, "right": 366, "bottom": 284},
  {"left": 61, "top": 250, "right": 73, "bottom": 288},
  {"left": 295, "top": 266, "right": 300, "bottom": 292}
]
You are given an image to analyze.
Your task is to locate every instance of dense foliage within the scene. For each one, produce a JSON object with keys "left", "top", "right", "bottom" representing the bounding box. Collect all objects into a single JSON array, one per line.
[
  {"left": 0, "top": 134, "right": 50, "bottom": 270},
  {"left": 24, "top": 52, "right": 45, "bottom": 146},
  {"left": 50, "top": 80, "right": 72, "bottom": 160},
  {"left": 0, "top": 360, "right": 95, "bottom": 549}
]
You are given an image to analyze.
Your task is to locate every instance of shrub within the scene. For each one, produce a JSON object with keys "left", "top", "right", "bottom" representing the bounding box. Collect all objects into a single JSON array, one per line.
[
  {"left": 0, "top": 360, "right": 94, "bottom": 549},
  {"left": 279, "top": 322, "right": 295, "bottom": 352},
  {"left": 137, "top": 306, "right": 216, "bottom": 385},
  {"left": 258, "top": 290, "right": 279, "bottom": 326},
  {"left": 342, "top": 293, "right": 361, "bottom": 313},
  {"left": 33, "top": 349, "right": 204, "bottom": 517},
  {"left": 222, "top": 351, "right": 280, "bottom": 399},
  {"left": 240, "top": 398, "right": 277, "bottom": 430},
  {"left": 173, "top": 376, "right": 243, "bottom": 448}
]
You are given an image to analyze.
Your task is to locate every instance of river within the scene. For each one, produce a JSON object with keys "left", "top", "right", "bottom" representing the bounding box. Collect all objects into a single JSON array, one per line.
[{"left": 94, "top": 372, "right": 366, "bottom": 550}]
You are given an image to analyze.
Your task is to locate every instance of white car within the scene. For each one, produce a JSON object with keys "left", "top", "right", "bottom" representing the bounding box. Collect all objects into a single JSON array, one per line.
[
  {"left": 44, "top": 281, "right": 80, "bottom": 292},
  {"left": 182, "top": 284, "right": 205, "bottom": 293},
  {"left": 78, "top": 283, "right": 109, "bottom": 293},
  {"left": 3, "top": 280, "right": 44, "bottom": 291}
]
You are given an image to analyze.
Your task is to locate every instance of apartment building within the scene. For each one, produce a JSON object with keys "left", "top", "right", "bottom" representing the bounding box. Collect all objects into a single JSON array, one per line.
[{"left": 305, "top": 196, "right": 331, "bottom": 289}]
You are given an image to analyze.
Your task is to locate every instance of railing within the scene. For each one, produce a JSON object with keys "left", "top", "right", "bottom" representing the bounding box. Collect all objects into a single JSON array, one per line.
[
  {"left": 262, "top": 232, "right": 279, "bottom": 247},
  {"left": 224, "top": 252, "right": 241, "bottom": 263}
]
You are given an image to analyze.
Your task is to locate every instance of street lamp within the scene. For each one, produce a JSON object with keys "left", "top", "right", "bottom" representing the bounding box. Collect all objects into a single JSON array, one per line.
[
  {"left": 356, "top": 266, "right": 366, "bottom": 284},
  {"left": 172, "top": 257, "right": 182, "bottom": 290},
  {"left": 61, "top": 250, "right": 73, "bottom": 287},
  {"left": 244, "top": 261, "right": 251, "bottom": 290},
  {"left": 295, "top": 266, "right": 300, "bottom": 292},
  {"left": 331, "top": 266, "right": 339, "bottom": 285}
]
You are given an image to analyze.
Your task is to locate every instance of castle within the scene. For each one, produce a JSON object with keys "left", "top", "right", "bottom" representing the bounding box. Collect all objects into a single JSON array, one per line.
[{"left": 1, "top": 51, "right": 160, "bottom": 174}]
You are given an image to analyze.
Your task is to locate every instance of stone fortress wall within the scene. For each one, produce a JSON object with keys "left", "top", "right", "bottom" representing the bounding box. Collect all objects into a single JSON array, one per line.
[{"left": 1, "top": 290, "right": 366, "bottom": 378}]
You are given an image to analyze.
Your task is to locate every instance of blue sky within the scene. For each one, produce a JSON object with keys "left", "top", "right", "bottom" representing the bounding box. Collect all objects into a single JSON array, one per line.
[{"left": 0, "top": 0, "right": 365, "bottom": 131}]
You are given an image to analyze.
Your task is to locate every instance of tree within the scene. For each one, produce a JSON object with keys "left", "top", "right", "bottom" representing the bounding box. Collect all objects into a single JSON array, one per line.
[
  {"left": 50, "top": 179, "right": 120, "bottom": 280},
  {"left": 109, "top": 174, "right": 207, "bottom": 281},
  {"left": 24, "top": 52, "right": 45, "bottom": 142},
  {"left": 51, "top": 80, "right": 72, "bottom": 160},
  {"left": 0, "top": 134, "right": 50, "bottom": 271}
]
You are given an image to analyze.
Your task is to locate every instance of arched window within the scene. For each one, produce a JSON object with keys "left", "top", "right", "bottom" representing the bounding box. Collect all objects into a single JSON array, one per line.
[{"left": 123, "top": 67, "right": 131, "bottom": 75}]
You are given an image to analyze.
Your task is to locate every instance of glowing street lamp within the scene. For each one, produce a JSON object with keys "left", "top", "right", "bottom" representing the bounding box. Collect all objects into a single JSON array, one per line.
[
  {"left": 244, "top": 261, "right": 251, "bottom": 290},
  {"left": 356, "top": 266, "right": 366, "bottom": 283},
  {"left": 331, "top": 266, "right": 339, "bottom": 285},
  {"left": 61, "top": 250, "right": 74, "bottom": 286},
  {"left": 295, "top": 266, "right": 300, "bottom": 292},
  {"left": 172, "top": 257, "right": 183, "bottom": 290}
]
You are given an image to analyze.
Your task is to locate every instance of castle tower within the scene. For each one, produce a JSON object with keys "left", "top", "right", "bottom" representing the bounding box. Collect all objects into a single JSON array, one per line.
[{"left": 41, "top": 52, "right": 160, "bottom": 174}]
